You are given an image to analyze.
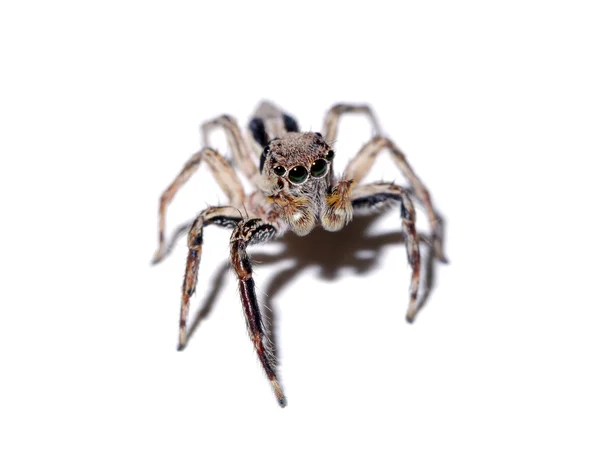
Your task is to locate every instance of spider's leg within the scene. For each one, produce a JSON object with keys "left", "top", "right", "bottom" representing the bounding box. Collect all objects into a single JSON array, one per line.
[
  {"left": 178, "top": 206, "right": 243, "bottom": 350},
  {"left": 229, "top": 219, "right": 286, "bottom": 407},
  {"left": 343, "top": 136, "right": 448, "bottom": 263},
  {"left": 201, "top": 115, "right": 260, "bottom": 184},
  {"left": 351, "top": 183, "right": 422, "bottom": 323},
  {"left": 321, "top": 104, "right": 382, "bottom": 187},
  {"left": 154, "top": 218, "right": 195, "bottom": 264},
  {"left": 153, "top": 147, "right": 245, "bottom": 264},
  {"left": 322, "top": 103, "right": 382, "bottom": 145}
]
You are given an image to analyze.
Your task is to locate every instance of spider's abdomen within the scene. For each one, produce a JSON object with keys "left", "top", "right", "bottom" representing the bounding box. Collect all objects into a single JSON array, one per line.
[{"left": 249, "top": 101, "right": 300, "bottom": 150}]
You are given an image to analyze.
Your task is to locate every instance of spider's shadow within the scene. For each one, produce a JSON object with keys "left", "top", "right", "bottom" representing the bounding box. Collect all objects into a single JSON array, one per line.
[{"left": 184, "top": 213, "right": 440, "bottom": 362}]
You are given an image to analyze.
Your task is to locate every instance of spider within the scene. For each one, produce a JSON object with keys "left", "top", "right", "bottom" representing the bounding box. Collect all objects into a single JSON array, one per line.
[{"left": 152, "top": 101, "right": 447, "bottom": 407}]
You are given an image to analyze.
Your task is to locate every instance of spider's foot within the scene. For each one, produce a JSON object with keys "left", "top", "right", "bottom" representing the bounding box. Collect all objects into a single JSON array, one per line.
[
  {"left": 278, "top": 396, "right": 288, "bottom": 408},
  {"left": 406, "top": 303, "right": 418, "bottom": 324},
  {"left": 432, "top": 224, "right": 449, "bottom": 263},
  {"left": 177, "top": 329, "right": 187, "bottom": 351},
  {"left": 271, "top": 378, "right": 287, "bottom": 408},
  {"left": 434, "top": 242, "right": 449, "bottom": 264},
  {"left": 151, "top": 248, "right": 165, "bottom": 265}
]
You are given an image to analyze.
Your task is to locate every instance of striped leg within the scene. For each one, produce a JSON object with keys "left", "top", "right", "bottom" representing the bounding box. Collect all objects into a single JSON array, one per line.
[
  {"left": 153, "top": 147, "right": 245, "bottom": 264},
  {"left": 344, "top": 136, "right": 447, "bottom": 263},
  {"left": 178, "top": 206, "right": 243, "bottom": 350},
  {"left": 351, "top": 183, "right": 422, "bottom": 323},
  {"left": 229, "top": 219, "right": 286, "bottom": 407}
]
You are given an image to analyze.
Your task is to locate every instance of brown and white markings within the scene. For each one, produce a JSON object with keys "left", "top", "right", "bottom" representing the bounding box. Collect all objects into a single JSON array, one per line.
[{"left": 152, "top": 101, "right": 447, "bottom": 407}]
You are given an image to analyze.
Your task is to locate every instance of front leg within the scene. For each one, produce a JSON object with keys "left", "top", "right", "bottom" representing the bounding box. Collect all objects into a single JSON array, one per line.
[
  {"left": 230, "top": 219, "right": 286, "bottom": 407},
  {"left": 351, "top": 183, "right": 422, "bottom": 323},
  {"left": 178, "top": 206, "right": 243, "bottom": 350}
]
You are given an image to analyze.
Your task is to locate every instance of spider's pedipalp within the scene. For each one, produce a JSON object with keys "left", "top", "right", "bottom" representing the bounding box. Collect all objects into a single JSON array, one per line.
[{"left": 321, "top": 179, "right": 354, "bottom": 231}]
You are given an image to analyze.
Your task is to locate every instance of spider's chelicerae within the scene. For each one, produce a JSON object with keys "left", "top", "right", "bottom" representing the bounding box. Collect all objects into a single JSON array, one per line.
[{"left": 152, "top": 101, "right": 447, "bottom": 407}]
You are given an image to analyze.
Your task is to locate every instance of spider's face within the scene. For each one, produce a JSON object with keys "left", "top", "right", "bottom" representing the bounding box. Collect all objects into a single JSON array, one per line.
[
  {"left": 261, "top": 132, "right": 335, "bottom": 235},
  {"left": 261, "top": 132, "right": 334, "bottom": 193}
]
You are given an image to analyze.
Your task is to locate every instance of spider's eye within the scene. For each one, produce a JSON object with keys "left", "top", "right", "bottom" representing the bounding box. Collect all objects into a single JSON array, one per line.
[
  {"left": 288, "top": 166, "right": 308, "bottom": 183},
  {"left": 325, "top": 150, "right": 335, "bottom": 161},
  {"left": 273, "top": 166, "right": 286, "bottom": 176},
  {"left": 310, "top": 159, "right": 328, "bottom": 178}
]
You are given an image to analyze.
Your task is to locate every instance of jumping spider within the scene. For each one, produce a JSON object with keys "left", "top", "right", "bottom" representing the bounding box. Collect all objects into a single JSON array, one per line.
[{"left": 152, "top": 101, "right": 447, "bottom": 407}]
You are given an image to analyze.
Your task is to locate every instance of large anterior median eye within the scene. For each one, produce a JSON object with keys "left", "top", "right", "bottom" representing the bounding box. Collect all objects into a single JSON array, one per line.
[
  {"left": 310, "top": 159, "right": 328, "bottom": 178},
  {"left": 288, "top": 166, "right": 308, "bottom": 183}
]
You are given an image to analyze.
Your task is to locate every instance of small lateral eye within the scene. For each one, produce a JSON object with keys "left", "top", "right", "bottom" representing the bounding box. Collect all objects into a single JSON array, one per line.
[
  {"left": 310, "top": 159, "right": 328, "bottom": 178},
  {"left": 288, "top": 166, "right": 308, "bottom": 183},
  {"left": 325, "top": 150, "right": 335, "bottom": 161},
  {"left": 274, "top": 166, "right": 286, "bottom": 176}
]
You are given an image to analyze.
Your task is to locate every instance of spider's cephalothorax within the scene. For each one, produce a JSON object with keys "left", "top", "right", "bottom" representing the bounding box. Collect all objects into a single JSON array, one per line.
[
  {"left": 153, "top": 101, "right": 447, "bottom": 408},
  {"left": 261, "top": 132, "right": 349, "bottom": 236}
]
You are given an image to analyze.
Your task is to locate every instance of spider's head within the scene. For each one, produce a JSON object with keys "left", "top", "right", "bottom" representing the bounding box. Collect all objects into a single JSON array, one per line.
[
  {"left": 261, "top": 132, "right": 334, "bottom": 192},
  {"left": 261, "top": 132, "right": 335, "bottom": 235}
]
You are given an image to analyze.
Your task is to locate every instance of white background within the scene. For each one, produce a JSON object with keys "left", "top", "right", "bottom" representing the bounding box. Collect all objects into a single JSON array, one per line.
[{"left": 1, "top": 1, "right": 599, "bottom": 449}]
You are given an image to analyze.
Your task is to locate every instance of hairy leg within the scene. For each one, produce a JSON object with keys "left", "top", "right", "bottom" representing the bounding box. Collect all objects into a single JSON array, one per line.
[
  {"left": 153, "top": 147, "right": 245, "bottom": 263},
  {"left": 321, "top": 104, "right": 382, "bottom": 187},
  {"left": 178, "top": 206, "right": 243, "bottom": 350},
  {"left": 201, "top": 114, "right": 260, "bottom": 184},
  {"left": 321, "top": 103, "right": 382, "bottom": 145},
  {"left": 229, "top": 218, "right": 286, "bottom": 407},
  {"left": 351, "top": 183, "right": 422, "bottom": 323},
  {"left": 344, "top": 136, "right": 447, "bottom": 263}
]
